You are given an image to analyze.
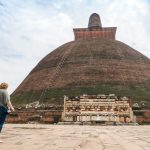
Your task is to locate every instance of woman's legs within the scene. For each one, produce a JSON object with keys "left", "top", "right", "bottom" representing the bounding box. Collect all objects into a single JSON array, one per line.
[{"left": 0, "top": 106, "right": 8, "bottom": 133}]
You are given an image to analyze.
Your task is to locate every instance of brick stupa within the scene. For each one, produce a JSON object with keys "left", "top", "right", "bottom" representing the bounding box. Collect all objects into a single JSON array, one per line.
[{"left": 12, "top": 13, "right": 150, "bottom": 105}]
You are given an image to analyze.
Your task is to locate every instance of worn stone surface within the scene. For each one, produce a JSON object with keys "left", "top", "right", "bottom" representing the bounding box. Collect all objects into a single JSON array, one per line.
[{"left": 0, "top": 124, "right": 150, "bottom": 150}]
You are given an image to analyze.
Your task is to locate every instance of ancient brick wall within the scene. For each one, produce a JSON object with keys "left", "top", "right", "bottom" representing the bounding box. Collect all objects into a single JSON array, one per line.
[
  {"left": 6, "top": 110, "right": 62, "bottom": 124},
  {"left": 134, "top": 110, "right": 150, "bottom": 124}
]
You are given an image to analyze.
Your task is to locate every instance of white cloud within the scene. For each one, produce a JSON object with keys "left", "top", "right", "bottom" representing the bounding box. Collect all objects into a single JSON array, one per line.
[
  {"left": 0, "top": 0, "right": 150, "bottom": 94},
  {"left": 101, "top": 0, "right": 150, "bottom": 57}
]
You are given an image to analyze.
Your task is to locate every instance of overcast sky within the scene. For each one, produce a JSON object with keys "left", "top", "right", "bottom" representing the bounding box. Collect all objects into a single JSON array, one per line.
[{"left": 0, "top": 0, "right": 150, "bottom": 94}]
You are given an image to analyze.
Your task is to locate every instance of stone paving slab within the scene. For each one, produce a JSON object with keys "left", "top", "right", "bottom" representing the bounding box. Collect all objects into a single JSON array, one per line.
[{"left": 0, "top": 124, "right": 150, "bottom": 150}]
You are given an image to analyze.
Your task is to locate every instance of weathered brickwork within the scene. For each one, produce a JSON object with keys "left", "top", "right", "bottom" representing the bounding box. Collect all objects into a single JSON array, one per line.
[
  {"left": 134, "top": 110, "right": 150, "bottom": 124},
  {"left": 6, "top": 109, "right": 62, "bottom": 124},
  {"left": 73, "top": 27, "right": 117, "bottom": 40}
]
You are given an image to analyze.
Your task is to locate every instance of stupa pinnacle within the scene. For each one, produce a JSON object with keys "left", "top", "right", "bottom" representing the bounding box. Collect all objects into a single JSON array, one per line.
[
  {"left": 88, "top": 13, "right": 102, "bottom": 28},
  {"left": 73, "top": 13, "right": 116, "bottom": 40}
]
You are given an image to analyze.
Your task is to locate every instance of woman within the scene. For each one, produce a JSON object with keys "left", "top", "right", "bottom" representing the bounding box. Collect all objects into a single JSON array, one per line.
[{"left": 0, "top": 82, "right": 15, "bottom": 135}]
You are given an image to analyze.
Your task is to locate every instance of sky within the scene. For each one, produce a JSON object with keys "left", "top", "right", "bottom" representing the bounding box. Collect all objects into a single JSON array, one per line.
[{"left": 0, "top": 0, "right": 150, "bottom": 94}]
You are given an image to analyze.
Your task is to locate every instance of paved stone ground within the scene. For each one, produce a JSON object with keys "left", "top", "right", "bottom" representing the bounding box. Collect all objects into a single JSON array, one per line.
[{"left": 0, "top": 124, "right": 150, "bottom": 150}]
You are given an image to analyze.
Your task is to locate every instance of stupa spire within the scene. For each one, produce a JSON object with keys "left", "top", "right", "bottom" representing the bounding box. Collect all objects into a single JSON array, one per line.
[
  {"left": 73, "top": 13, "right": 117, "bottom": 40},
  {"left": 88, "top": 13, "right": 102, "bottom": 28}
]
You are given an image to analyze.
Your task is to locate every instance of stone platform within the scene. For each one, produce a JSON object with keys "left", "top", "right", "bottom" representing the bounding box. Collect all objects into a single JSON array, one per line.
[{"left": 0, "top": 124, "right": 150, "bottom": 150}]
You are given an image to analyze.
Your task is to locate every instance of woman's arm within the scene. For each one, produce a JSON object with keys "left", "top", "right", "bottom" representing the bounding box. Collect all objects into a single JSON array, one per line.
[{"left": 7, "top": 100, "right": 15, "bottom": 112}]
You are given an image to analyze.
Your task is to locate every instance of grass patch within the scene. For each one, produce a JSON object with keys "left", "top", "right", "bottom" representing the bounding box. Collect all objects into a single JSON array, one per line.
[{"left": 11, "top": 84, "right": 150, "bottom": 106}]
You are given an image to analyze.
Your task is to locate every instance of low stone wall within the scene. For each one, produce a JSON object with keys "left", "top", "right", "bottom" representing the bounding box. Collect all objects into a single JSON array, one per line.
[
  {"left": 6, "top": 110, "right": 62, "bottom": 124},
  {"left": 133, "top": 110, "right": 150, "bottom": 124},
  {"left": 6, "top": 109, "right": 150, "bottom": 124}
]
